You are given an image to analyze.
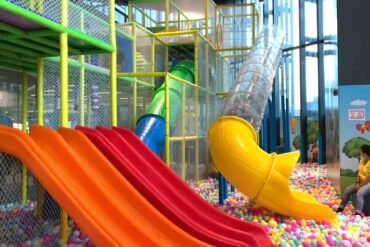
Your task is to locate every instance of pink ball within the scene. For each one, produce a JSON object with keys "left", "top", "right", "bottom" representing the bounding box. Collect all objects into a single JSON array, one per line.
[
  {"left": 302, "top": 242, "right": 310, "bottom": 247},
  {"left": 85, "top": 241, "right": 95, "bottom": 247}
]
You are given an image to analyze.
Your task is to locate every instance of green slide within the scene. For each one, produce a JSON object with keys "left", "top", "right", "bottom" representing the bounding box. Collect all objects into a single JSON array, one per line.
[{"left": 135, "top": 61, "right": 195, "bottom": 155}]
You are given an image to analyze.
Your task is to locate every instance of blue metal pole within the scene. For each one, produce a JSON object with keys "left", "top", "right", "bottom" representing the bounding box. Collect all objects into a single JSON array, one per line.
[
  {"left": 285, "top": 97, "right": 291, "bottom": 152},
  {"left": 317, "top": 0, "right": 326, "bottom": 165},
  {"left": 262, "top": 113, "right": 269, "bottom": 152},
  {"left": 259, "top": 128, "right": 263, "bottom": 149},
  {"left": 299, "top": 0, "right": 308, "bottom": 163},
  {"left": 223, "top": 176, "right": 228, "bottom": 201},
  {"left": 231, "top": 185, "right": 235, "bottom": 193},
  {"left": 268, "top": 98, "right": 277, "bottom": 152},
  {"left": 281, "top": 93, "right": 286, "bottom": 149},
  {"left": 218, "top": 173, "right": 224, "bottom": 205}
]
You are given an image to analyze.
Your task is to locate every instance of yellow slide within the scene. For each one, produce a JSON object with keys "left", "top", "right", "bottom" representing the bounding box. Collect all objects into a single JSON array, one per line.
[
  {"left": 208, "top": 116, "right": 336, "bottom": 220},
  {"left": 0, "top": 125, "right": 210, "bottom": 246}
]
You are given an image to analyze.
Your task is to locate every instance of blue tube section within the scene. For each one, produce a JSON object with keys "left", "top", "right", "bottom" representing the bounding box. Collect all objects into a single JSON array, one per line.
[{"left": 135, "top": 114, "right": 165, "bottom": 155}]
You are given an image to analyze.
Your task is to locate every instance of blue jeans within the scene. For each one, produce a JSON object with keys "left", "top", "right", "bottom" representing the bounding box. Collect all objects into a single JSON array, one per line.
[{"left": 340, "top": 183, "right": 370, "bottom": 213}]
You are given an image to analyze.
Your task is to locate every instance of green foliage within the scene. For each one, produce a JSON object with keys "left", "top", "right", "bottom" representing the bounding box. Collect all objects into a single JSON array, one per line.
[
  {"left": 307, "top": 121, "right": 319, "bottom": 144},
  {"left": 307, "top": 133, "right": 317, "bottom": 144},
  {"left": 308, "top": 121, "right": 319, "bottom": 133},
  {"left": 291, "top": 121, "right": 319, "bottom": 149},
  {"left": 340, "top": 168, "right": 357, "bottom": 177},
  {"left": 279, "top": 137, "right": 284, "bottom": 146},
  {"left": 342, "top": 137, "right": 370, "bottom": 159},
  {"left": 293, "top": 135, "right": 301, "bottom": 149}
]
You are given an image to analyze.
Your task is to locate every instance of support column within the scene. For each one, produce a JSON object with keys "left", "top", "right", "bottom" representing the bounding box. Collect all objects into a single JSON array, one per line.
[
  {"left": 79, "top": 12, "right": 85, "bottom": 126},
  {"left": 110, "top": 0, "right": 117, "bottom": 127},
  {"left": 317, "top": 0, "right": 326, "bottom": 164},
  {"left": 205, "top": 0, "right": 209, "bottom": 39},
  {"left": 132, "top": 25, "right": 137, "bottom": 128},
  {"left": 59, "top": 0, "right": 69, "bottom": 242},
  {"left": 299, "top": 0, "right": 308, "bottom": 163},
  {"left": 194, "top": 34, "right": 199, "bottom": 180},
  {"left": 181, "top": 83, "right": 186, "bottom": 180},
  {"left": 165, "top": 0, "right": 169, "bottom": 32},
  {"left": 164, "top": 74, "right": 170, "bottom": 166},
  {"left": 21, "top": 71, "right": 28, "bottom": 205},
  {"left": 36, "top": 57, "right": 44, "bottom": 218}
]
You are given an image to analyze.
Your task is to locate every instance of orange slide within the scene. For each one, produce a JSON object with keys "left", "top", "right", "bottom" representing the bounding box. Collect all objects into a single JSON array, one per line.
[{"left": 0, "top": 125, "right": 210, "bottom": 247}]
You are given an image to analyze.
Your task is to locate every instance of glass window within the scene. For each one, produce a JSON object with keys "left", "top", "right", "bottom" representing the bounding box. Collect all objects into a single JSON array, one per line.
[
  {"left": 288, "top": 49, "right": 301, "bottom": 151},
  {"left": 306, "top": 47, "right": 318, "bottom": 104},
  {"left": 278, "top": 0, "right": 294, "bottom": 47},
  {"left": 291, "top": 49, "right": 300, "bottom": 112},
  {"left": 323, "top": 0, "right": 338, "bottom": 166},
  {"left": 305, "top": 1, "right": 317, "bottom": 40},
  {"left": 306, "top": 44, "right": 318, "bottom": 161},
  {"left": 323, "top": 0, "right": 337, "bottom": 37},
  {"left": 269, "top": 0, "right": 273, "bottom": 12},
  {"left": 292, "top": 0, "right": 299, "bottom": 46}
]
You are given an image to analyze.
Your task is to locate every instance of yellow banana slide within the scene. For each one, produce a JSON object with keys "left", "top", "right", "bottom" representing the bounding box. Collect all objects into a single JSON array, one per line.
[{"left": 208, "top": 116, "right": 336, "bottom": 220}]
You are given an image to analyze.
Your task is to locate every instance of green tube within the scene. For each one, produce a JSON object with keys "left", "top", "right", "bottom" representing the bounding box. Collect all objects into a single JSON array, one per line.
[{"left": 144, "top": 61, "right": 194, "bottom": 126}]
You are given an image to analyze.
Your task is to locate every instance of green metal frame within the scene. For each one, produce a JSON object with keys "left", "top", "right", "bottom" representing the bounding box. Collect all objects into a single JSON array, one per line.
[
  {"left": 0, "top": 1, "right": 114, "bottom": 72},
  {"left": 118, "top": 21, "right": 221, "bottom": 180},
  {"left": 110, "top": 0, "right": 118, "bottom": 127},
  {"left": 79, "top": 12, "right": 86, "bottom": 126},
  {"left": 0, "top": 0, "right": 118, "bottom": 244},
  {"left": 36, "top": 57, "right": 44, "bottom": 218},
  {"left": 21, "top": 71, "right": 28, "bottom": 205},
  {"left": 59, "top": 0, "right": 69, "bottom": 242},
  {"left": 129, "top": 0, "right": 259, "bottom": 178},
  {"left": 132, "top": 24, "right": 137, "bottom": 128},
  {"left": 194, "top": 33, "right": 200, "bottom": 180},
  {"left": 0, "top": 0, "right": 261, "bottom": 243}
]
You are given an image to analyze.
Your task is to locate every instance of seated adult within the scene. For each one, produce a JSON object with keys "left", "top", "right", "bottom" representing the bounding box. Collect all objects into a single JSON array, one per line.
[{"left": 336, "top": 144, "right": 370, "bottom": 215}]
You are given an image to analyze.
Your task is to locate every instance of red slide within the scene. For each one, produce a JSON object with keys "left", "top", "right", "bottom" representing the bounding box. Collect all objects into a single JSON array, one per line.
[{"left": 77, "top": 126, "right": 273, "bottom": 247}]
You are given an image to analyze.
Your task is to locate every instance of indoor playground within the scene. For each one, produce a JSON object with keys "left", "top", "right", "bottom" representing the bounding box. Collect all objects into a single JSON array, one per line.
[{"left": 0, "top": 0, "right": 369, "bottom": 246}]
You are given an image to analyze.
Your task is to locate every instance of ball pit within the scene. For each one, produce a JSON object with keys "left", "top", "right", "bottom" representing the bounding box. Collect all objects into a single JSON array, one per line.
[
  {"left": 0, "top": 201, "right": 60, "bottom": 246},
  {"left": 64, "top": 220, "right": 95, "bottom": 247},
  {"left": 0, "top": 201, "right": 94, "bottom": 247},
  {"left": 189, "top": 163, "right": 370, "bottom": 246},
  {"left": 1, "top": 163, "right": 369, "bottom": 246}
]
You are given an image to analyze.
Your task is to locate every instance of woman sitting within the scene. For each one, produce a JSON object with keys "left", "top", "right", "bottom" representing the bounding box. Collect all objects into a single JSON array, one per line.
[{"left": 336, "top": 144, "right": 370, "bottom": 215}]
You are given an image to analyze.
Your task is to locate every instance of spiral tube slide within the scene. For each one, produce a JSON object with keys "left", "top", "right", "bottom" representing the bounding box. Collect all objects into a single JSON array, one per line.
[
  {"left": 208, "top": 26, "right": 335, "bottom": 220},
  {"left": 135, "top": 61, "right": 194, "bottom": 155},
  {"left": 221, "top": 26, "right": 284, "bottom": 132}
]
